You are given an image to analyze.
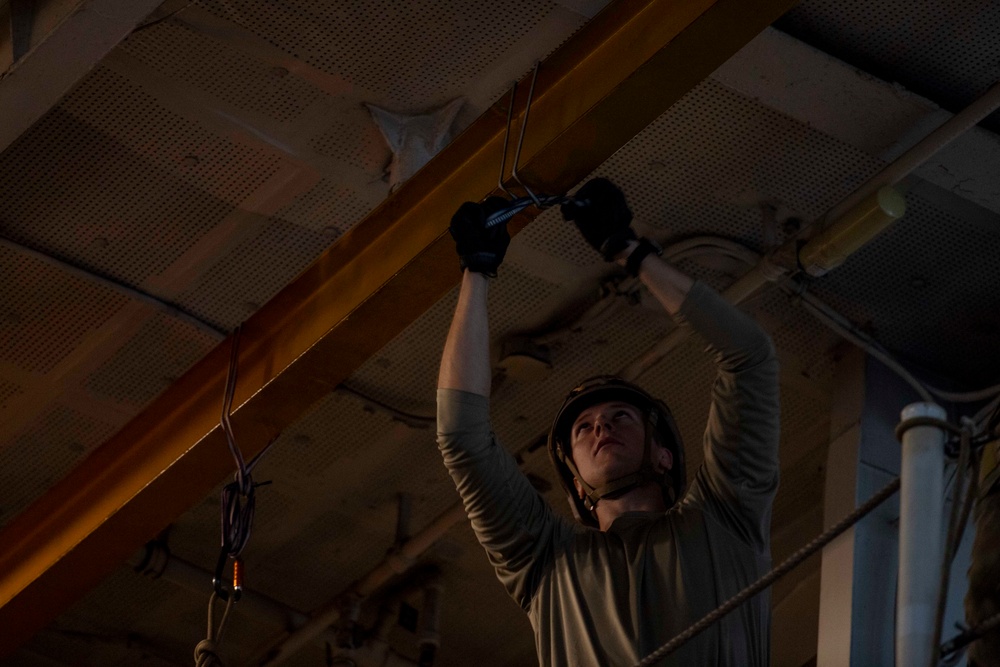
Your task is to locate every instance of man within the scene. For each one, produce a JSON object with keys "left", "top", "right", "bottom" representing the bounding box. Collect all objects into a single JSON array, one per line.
[{"left": 437, "top": 178, "right": 780, "bottom": 665}]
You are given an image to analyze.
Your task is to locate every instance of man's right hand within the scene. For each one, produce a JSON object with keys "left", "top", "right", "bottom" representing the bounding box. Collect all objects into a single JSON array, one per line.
[{"left": 450, "top": 197, "right": 511, "bottom": 277}]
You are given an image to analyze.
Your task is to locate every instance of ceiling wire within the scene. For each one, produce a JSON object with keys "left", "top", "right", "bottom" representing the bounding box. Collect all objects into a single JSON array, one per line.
[
  {"left": 0, "top": 234, "right": 227, "bottom": 339},
  {"left": 336, "top": 384, "right": 435, "bottom": 428}
]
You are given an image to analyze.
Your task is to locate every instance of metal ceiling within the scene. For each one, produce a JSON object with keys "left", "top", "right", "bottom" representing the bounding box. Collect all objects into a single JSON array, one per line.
[{"left": 1, "top": 0, "right": 998, "bottom": 665}]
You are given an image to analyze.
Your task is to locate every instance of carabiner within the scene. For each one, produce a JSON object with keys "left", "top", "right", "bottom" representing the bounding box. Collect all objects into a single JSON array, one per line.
[{"left": 212, "top": 550, "right": 243, "bottom": 602}]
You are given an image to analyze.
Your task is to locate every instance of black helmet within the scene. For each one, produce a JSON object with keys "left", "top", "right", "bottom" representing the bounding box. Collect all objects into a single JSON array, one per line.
[{"left": 547, "top": 375, "right": 686, "bottom": 527}]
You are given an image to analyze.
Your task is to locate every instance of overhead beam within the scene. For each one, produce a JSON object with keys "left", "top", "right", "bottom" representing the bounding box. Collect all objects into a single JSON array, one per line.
[
  {"left": 0, "top": 0, "right": 798, "bottom": 654},
  {"left": 0, "top": 0, "right": 163, "bottom": 154}
]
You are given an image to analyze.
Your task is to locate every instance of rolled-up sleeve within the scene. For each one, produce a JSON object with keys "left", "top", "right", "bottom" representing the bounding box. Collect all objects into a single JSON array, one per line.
[
  {"left": 675, "top": 281, "right": 781, "bottom": 551},
  {"left": 437, "top": 388, "right": 574, "bottom": 609}
]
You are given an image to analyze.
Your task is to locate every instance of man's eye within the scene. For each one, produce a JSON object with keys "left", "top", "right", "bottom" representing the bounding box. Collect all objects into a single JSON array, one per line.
[
  {"left": 576, "top": 422, "right": 591, "bottom": 434},
  {"left": 614, "top": 410, "right": 629, "bottom": 420}
]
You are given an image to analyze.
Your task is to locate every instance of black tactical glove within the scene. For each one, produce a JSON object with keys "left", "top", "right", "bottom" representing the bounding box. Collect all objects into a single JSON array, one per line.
[
  {"left": 560, "top": 177, "right": 636, "bottom": 261},
  {"left": 449, "top": 196, "right": 511, "bottom": 277}
]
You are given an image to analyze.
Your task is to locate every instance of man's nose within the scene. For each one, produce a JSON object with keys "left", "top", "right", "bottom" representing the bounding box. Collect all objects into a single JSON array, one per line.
[{"left": 595, "top": 417, "right": 612, "bottom": 435}]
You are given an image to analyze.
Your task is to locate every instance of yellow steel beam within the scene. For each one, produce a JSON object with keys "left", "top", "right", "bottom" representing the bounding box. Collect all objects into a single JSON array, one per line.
[{"left": 0, "top": 0, "right": 798, "bottom": 653}]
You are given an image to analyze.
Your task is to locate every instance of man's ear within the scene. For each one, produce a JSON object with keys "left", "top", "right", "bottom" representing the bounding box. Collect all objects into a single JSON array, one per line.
[
  {"left": 656, "top": 446, "right": 673, "bottom": 473},
  {"left": 573, "top": 477, "right": 585, "bottom": 499}
]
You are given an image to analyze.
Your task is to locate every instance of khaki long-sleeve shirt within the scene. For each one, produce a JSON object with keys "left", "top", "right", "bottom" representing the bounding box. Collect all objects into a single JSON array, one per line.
[{"left": 437, "top": 281, "right": 780, "bottom": 666}]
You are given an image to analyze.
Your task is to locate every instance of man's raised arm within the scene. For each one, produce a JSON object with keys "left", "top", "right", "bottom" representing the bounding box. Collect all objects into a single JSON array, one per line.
[
  {"left": 436, "top": 199, "right": 569, "bottom": 610},
  {"left": 563, "top": 178, "right": 780, "bottom": 549},
  {"left": 438, "top": 268, "right": 492, "bottom": 397}
]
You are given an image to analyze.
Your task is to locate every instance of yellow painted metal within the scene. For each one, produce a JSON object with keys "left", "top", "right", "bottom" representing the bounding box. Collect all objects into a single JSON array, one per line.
[{"left": 0, "top": 0, "right": 799, "bottom": 653}]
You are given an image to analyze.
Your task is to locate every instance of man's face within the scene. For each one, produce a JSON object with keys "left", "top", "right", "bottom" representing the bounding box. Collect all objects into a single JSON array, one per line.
[{"left": 568, "top": 401, "right": 672, "bottom": 493}]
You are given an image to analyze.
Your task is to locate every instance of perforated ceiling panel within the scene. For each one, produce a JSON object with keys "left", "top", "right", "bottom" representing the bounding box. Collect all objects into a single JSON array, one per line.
[
  {"left": 85, "top": 313, "right": 219, "bottom": 405},
  {"left": 811, "top": 179, "right": 1000, "bottom": 385},
  {"left": 778, "top": 0, "right": 1000, "bottom": 130},
  {"left": 177, "top": 217, "right": 333, "bottom": 328},
  {"left": 0, "top": 66, "right": 284, "bottom": 289},
  {"left": 120, "top": 20, "right": 329, "bottom": 125},
  {"left": 276, "top": 176, "right": 383, "bottom": 236},
  {"left": 0, "top": 247, "right": 128, "bottom": 375},
  {"left": 312, "top": 115, "right": 392, "bottom": 178},
  {"left": 193, "top": 0, "right": 560, "bottom": 109},
  {"left": 518, "top": 78, "right": 886, "bottom": 267}
]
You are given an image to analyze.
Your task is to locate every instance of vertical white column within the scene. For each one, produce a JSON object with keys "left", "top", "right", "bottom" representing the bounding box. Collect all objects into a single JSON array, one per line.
[
  {"left": 817, "top": 348, "right": 865, "bottom": 666},
  {"left": 896, "top": 402, "right": 946, "bottom": 667}
]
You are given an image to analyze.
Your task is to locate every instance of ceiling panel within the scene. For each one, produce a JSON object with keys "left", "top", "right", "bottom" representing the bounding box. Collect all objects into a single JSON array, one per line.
[
  {"left": 777, "top": 0, "right": 1000, "bottom": 130},
  {"left": 191, "top": 0, "right": 561, "bottom": 109}
]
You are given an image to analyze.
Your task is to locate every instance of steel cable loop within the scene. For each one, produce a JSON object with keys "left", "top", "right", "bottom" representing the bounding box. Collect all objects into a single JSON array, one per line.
[
  {"left": 219, "top": 325, "right": 255, "bottom": 563},
  {"left": 484, "top": 194, "right": 573, "bottom": 228},
  {"left": 635, "top": 476, "right": 902, "bottom": 667},
  {"left": 218, "top": 325, "right": 277, "bottom": 565},
  {"left": 196, "top": 325, "right": 276, "bottom": 665}
]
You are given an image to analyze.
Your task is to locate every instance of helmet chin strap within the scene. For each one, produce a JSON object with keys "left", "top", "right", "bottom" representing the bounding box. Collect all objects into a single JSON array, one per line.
[{"left": 562, "top": 411, "right": 675, "bottom": 513}]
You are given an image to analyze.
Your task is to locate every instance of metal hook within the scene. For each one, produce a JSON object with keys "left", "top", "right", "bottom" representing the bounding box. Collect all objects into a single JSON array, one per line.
[
  {"left": 511, "top": 62, "right": 542, "bottom": 208},
  {"left": 496, "top": 82, "right": 517, "bottom": 199}
]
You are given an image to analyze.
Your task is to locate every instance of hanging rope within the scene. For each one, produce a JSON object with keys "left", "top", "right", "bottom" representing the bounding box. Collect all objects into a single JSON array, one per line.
[
  {"left": 635, "top": 475, "right": 902, "bottom": 666},
  {"left": 940, "top": 610, "right": 1000, "bottom": 662},
  {"left": 194, "top": 592, "right": 236, "bottom": 667}
]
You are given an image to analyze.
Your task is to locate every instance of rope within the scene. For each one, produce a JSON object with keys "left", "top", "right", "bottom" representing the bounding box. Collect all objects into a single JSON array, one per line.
[
  {"left": 635, "top": 476, "right": 901, "bottom": 666},
  {"left": 195, "top": 592, "right": 236, "bottom": 667},
  {"left": 940, "top": 611, "right": 1000, "bottom": 661}
]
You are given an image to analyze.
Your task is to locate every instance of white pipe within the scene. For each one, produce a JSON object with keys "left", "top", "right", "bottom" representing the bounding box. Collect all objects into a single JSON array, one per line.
[
  {"left": 896, "top": 402, "right": 947, "bottom": 667},
  {"left": 822, "top": 80, "right": 1000, "bottom": 226}
]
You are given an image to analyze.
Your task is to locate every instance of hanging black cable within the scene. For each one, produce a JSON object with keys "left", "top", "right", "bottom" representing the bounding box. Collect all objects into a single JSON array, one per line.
[{"left": 196, "top": 324, "right": 277, "bottom": 666}]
